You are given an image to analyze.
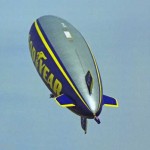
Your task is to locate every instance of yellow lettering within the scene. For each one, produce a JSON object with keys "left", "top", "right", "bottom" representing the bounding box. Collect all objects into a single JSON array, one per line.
[
  {"left": 47, "top": 73, "right": 54, "bottom": 89},
  {"left": 28, "top": 39, "right": 63, "bottom": 95},
  {"left": 29, "top": 35, "right": 32, "bottom": 52},
  {"left": 34, "top": 57, "right": 38, "bottom": 69},
  {"left": 29, "top": 40, "right": 36, "bottom": 62},
  {"left": 38, "top": 59, "right": 45, "bottom": 74},
  {"left": 43, "top": 65, "right": 49, "bottom": 82},
  {"left": 29, "top": 40, "right": 32, "bottom": 53},
  {"left": 32, "top": 47, "right": 36, "bottom": 62},
  {"left": 37, "top": 52, "right": 47, "bottom": 60},
  {"left": 53, "top": 79, "right": 62, "bottom": 96}
]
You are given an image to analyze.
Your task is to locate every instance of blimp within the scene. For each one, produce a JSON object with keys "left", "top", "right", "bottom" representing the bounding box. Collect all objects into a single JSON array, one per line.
[{"left": 28, "top": 15, "right": 118, "bottom": 133}]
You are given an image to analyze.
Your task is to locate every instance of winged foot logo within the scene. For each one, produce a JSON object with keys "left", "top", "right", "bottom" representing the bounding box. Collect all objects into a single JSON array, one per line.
[{"left": 29, "top": 36, "right": 62, "bottom": 96}]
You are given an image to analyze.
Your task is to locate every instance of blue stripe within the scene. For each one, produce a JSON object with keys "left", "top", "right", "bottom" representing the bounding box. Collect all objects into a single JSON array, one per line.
[{"left": 36, "top": 20, "right": 89, "bottom": 109}]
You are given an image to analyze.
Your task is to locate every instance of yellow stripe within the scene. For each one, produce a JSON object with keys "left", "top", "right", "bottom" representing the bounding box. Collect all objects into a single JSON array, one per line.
[
  {"left": 104, "top": 99, "right": 119, "bottom": 108},
  {"left": 54, "top": 94, "right": 76, "bottom": 108},
  {"left": 55, "top": 99, "right": 75, "bottom": 108},
  {"left": 88, "top": 47, "right": 102, "bottom": 108},
  {"left": 34, "top": 21, "right": 90, "bottom": 110},
  {"left": 89, "top": 47, "right": 119, "bottom": 109},
  {"left": 62, "top": 104, "right": 75, "bottom": 107},
  {"left": 104, "top": 104, "right": 118, "bottom": 108}
]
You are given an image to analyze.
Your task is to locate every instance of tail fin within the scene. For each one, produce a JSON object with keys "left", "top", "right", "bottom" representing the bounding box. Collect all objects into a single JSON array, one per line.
[
  {"left": 81, "top": 117, "right": 87, "bottom": 134},
  {"left": 103, "top": 95, "right": 119, "bottom": 107},
  {"left": 55, "top": 94, "right": 75, "bottom": 107}
]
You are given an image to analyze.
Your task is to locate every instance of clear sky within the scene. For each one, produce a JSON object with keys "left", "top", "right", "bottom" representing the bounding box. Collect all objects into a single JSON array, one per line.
[{"left": 0, "top": 0, "right": 150, "bottom": 150}]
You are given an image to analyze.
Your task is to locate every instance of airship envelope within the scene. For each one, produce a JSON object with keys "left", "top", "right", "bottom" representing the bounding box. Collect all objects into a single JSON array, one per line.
[{"left": 29, "top": 15, "right": 118, "bottom": 133}]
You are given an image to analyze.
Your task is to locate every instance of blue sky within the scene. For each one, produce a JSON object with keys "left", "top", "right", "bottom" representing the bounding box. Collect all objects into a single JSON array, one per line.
[{"left": 0, "top": 0, "right": 150, "bottom": 150}]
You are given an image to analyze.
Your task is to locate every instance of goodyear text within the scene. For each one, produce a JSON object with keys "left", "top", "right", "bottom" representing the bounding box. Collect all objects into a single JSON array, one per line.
[{"left": 29, "top": 36, "right": 62, "bottom": 96}]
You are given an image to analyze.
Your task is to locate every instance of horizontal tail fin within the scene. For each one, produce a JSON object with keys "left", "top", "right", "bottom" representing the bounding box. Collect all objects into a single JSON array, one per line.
[
  {"left": 55, "top": 94, "right": 75, "bottom": 107},
  {"left": 103, "top": 95, "right": 119, "bottom": 107}
]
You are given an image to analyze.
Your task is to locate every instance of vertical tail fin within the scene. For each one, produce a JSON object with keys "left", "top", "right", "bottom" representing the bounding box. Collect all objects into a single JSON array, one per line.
[{"left": 81, "top": 117, "right": 87, "bottom": 134}]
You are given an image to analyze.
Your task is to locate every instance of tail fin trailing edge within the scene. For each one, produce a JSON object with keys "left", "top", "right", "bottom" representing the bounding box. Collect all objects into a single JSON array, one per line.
[{"left": 103, "top": 95, "right": 119, "bottom": 107}]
